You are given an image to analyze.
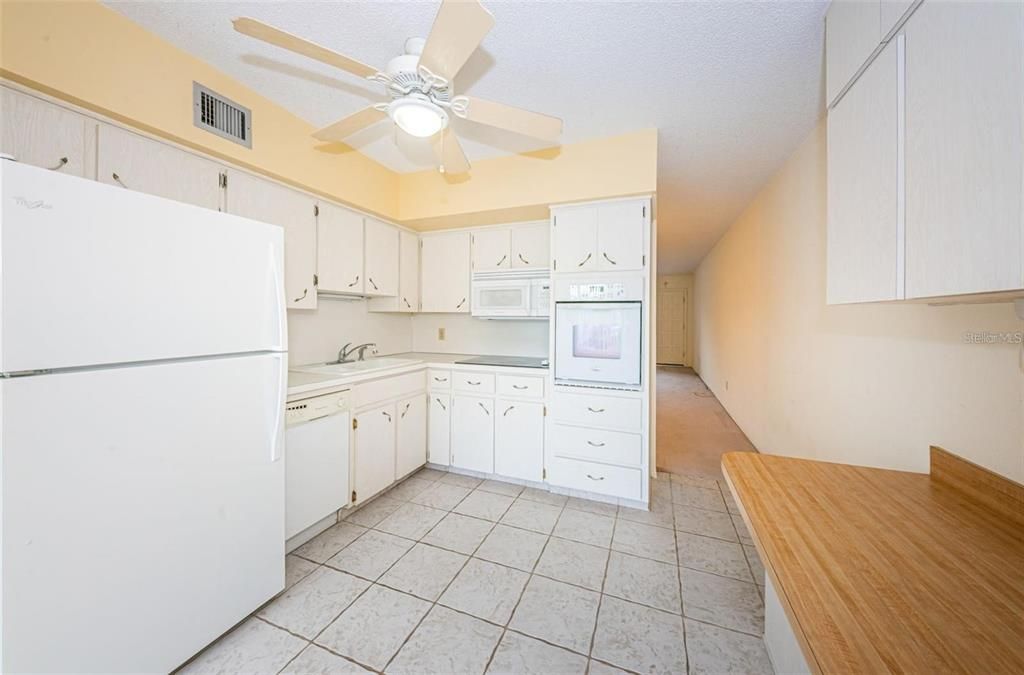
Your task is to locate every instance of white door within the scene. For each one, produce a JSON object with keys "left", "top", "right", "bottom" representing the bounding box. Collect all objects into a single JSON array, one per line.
[
  {"left": 552, "top": 206, "right": 598, "bottom": 272},
  {"left": 354, "top": 403, "right": 396, "bottom": 504},
  {"left": 597, "top": 201, "right": 646, "bottom": 271},
  {"left": 226, "top": 170, "right": 318, "bottom": 309},
  {"left": 428, "top": 394, "right": 451, "bottom": 466},
  {"left": 421, "top": 231, "right": 471, "bottom": 312},
  {"left": 827, "top": 39, "right": 901, "bottom": 304},
  {"left": 452, "top": 395, "right": 494, "bottom": 473},
  {"left": 656, "top": 283, "right": 688, "bottom": 365},
  {"left": 511, "top": 223, "right": 550, "bottom": 269},
  {"left": 1, "top": 353, "right": 286, "bottom": 674},
  {"left": 494, "top": 400, "right": 544, "bottom": 481},
  {"left": 904, "top": 1, "right": 1023, "bottom": 298},
  {"left": 1, "top": 161, "right": 286, "bottom": 372},
  {"left": 98, "top": 124, "right": 224, "bottom": 210},
  {"left": 317, "top": 202, "right": 364, "bottom": 294},
  {"left": 473, "top": 228, "right": 512, "bottom": 271},
  {"left": 396, "top": 394, "right": 427, "bottom": 478},
  {"left": 1, "top": 87, "right": 89, "bottom": 178},
  {"left": 364, "top": 218, "right": 399, "bottom": 297}
]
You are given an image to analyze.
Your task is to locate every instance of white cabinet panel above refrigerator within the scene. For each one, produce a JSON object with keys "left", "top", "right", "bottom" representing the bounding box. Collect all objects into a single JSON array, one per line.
[{"left": 0, "top": 161, "right": 286, "bottom": 373}]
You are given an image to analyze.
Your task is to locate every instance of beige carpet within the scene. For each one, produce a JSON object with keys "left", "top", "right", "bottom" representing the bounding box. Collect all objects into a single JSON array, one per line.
[{"left": 656, "top": 365, "right": 757, "bottom": 480}]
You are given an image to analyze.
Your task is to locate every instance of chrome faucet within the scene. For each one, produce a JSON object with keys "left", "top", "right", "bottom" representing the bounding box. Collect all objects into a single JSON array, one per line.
[{"left": 333, "top": 342, "right": 378, "bottom": 363}]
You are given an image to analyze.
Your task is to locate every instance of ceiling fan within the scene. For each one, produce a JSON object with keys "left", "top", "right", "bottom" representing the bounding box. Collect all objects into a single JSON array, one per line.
[{"left": 233, "top": 0, "right": 563, "bottom": 174}]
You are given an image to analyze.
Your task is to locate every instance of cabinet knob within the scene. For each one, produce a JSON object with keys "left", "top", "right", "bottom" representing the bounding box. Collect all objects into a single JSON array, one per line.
[
  {"left": 382, "top": 411, "right": 392, "bottom": 422},
  {"left": 368, "top": 277, "right": 379, "bottom": 291},
  {"left": 348, "top": 275, "right": 360, "bottom": 287},
  {"left": 478, "top": 402, "right": 490, "bottom": 415},
  {"left": 48, "top": 157, "right": 69, "bottom": 171},
  {"left": 512, "top": 384, "right": 528, "bottom": 390},
  {"left": 503, "top": 405, "right": 515, "bottom": 417},
  {"left": 111, "top": 172, "right": 128, "bottom": 188},
  {"left": 587, "top": 407, "right": 605, "bottom": 413},
  {"left": 577, "top": 253, "right": 592, "bottom": 267},
  {"left": 496, "top": 254, "right": 507, "bottom": 266},
  {"left": 586, "top": 474, "right": 606, "bottom": 481},
  {"left": 518, "top": 253, "right": 529, "bottom": 265},
  {"left": 587, "top": 440, "right": 606, "bottom": 447},
  {"left": 456, "top": 297, "right": 466, "bottom": 309},
  {"left": 293, "top": 288, "right": 308, "bottom": 303},
  {"left": 602, "top": 252, "right": 618, "bottom": 265}
]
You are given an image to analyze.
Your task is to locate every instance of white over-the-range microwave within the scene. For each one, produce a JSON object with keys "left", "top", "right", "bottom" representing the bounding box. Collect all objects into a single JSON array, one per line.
[{"left": 471, "top": 270, "right": 551, "bottom": 319}]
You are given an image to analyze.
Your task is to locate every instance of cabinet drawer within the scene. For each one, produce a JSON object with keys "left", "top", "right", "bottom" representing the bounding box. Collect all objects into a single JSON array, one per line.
[
  {"left": 453, "top": 371, "right": 495, "bottom": 394},
  {"left": 354, "top": 370, "right": 425, "bottom": 409},
  {"left": 550, "top": 391, "right": 643, "bottom": 432},
  {"left": 428, "top": 368, "right": 452, "bottom": 391},
  {"left": 546, "top": 456, "right": 643, "bottom": 501},
  {"left": 497, "top": 374, "right": 544, "bottom": 399},
  {"left": 549, "top": 424, "right": 641, "bottom": 466}
]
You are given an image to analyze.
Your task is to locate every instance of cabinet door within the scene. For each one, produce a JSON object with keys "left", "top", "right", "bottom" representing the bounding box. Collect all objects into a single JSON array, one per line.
[
  {"left": 317, "top": 202, "right": 363, "bottom": 294},
  {"left": 364, "top": 218, "right": 399, "bottom": 297},
  {"left": 420, "top": 231, "right": 471, "bottom": 312},
  {"left": 552, "top": 207, "right": 598, "bottom": 272},
  {"left": 904, "top": 1, "right": 1023, "bottom": 298},
  {"left": 226, "top": 170, "right": 318, "bottom": 309},
  {"left": 597, "top": 201, "right": 646, "bottom": 271},
  {"left": 396, "top": 394, "right": 427, "bottom": 478},
  {"left": 511, "top": 223, "right": 550, "bottom": 269},
  {"left": 451, "top": 395, "right": 494, "bottom": 473},
  {"left": 827, "top": 39, "right": 901, "bottom": 304},
  {"left": 494, "top": 400, "right": 544, "bottom": 482},
  {"left": 826, "top": 0, "right": 882, "bottom": 106},
  {"left": 428, "top": 394, "right": 451, "bottom": 466},
  {"left": 1, "top": 87, "right": 89, "bottom": 178},
  {"left": 97, "top": 124, "right": 223, "bottom": 210},
  {"left": 368, "top": 229, "right": 419, "bottom": 312},
  {"left": 473, "top": 228, "right": 512, "bottom": 271},
  {"left": 881, "top": 0, "right": 915, "bottom": 38},
  {"left": 354, "top": 403, "right": 396, "bottom": 505}
]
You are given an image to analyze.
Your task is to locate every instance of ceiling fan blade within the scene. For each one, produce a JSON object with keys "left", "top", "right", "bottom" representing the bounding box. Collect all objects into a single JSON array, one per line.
[
  {"left": 457, "top": 96, "right": 563, "bottom": 142},
  {"left": 419, "top": 0, "right": 495, "bottom": 82},
  {"left": 431, "top": 127, "right": 470, "bottom": 174},
  {"left": 232, "top": 17, "right": 379, "bottom": 79},
  {"left": 312, "top": 107, "right": 388, "bottom": 142}
]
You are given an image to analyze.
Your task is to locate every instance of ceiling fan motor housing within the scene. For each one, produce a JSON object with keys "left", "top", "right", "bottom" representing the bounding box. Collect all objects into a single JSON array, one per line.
[{"left": 385, "top": 42, "right": 450, "bottom": 103}]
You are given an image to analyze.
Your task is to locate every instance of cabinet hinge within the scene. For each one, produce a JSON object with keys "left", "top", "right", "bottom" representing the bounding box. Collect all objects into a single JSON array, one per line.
[
  {"left": 553, "top": 216, "right": 557, "bottom": 226},
  {"left": 218, "top": 172, "right": 227, "bottom": 189},
  {"left": 314, "top": 204, "right": 319, "bottom": 217},
  {"left": 313, "top": 273, "right": 319, "bottom": 287},
  {"left": 642, "top": 205, "right": 646, "bottom": 218},
  {"left": 542, "top": 468, "right": 547, "bottom": 480},
  {"left": 642, "top": 254, "right": 646, "bottom": 267},
  {"left": 352, "top": 418, "right": 358, "bottom": 430},
  {"left": 351, "top": 490, "right": 357, "bottom": 503},
  {"left": 543, "top": 405, "right": 547, "bottom": 417},
  {"left": 553, "top": 259, "right": 557, "bottom": 271}
]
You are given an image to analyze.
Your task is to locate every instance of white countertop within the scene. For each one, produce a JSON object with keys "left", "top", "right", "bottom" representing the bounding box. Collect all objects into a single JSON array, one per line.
[{"left": 287, "top": 352, "right": 548, "bottom": 398}]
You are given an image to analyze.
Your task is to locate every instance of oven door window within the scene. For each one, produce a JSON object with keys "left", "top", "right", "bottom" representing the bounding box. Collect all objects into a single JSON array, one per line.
[
  {"left": 572, "top": 324, "right": 622, "bottom": 359},
  {"left": 555, "top": 302, "right": 642, "bottom": 387}
]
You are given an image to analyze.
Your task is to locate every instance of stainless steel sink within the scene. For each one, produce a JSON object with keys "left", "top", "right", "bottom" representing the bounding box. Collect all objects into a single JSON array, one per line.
[{"left": 293, "top": 357, "right": 420, "bottom": 375}]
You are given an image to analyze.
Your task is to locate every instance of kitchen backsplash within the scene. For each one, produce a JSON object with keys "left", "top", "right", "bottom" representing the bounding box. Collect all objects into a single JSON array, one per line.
[
  {"left": 287, "top": 299, "right": 413, "bottom": 366},
  {"left": 411, "top": 314, "right": 549, "bottom": 357}
]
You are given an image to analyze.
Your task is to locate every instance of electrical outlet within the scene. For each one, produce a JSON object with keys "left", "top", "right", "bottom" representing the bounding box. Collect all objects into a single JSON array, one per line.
[
  {"left": 438, "top": 327, "right": 446, "bottom": 341},
  {"left": 725, "top": 380, "right": 729, "bottom": 391}
]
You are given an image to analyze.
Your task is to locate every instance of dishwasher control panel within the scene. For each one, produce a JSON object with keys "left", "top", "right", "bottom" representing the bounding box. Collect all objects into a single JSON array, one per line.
[{"left": 286, "top": 390, "right": 350, "bottom": 426}]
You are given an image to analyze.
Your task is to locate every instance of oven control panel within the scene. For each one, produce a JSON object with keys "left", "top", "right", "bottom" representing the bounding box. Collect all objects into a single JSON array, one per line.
[{"left": 567, "top": 282, "right": 626, "bottom": 300}]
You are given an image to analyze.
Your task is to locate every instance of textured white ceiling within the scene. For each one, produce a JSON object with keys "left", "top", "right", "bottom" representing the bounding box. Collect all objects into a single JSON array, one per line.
[{"left": 104, "top": 0, "right": 827, "bottom": 273}]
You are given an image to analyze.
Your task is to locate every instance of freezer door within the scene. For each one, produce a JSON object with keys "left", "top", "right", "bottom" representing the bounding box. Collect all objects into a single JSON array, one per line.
[
  {"left": 0, "top": 161, "right": 286, "bottom": 373},
  {"left": 1, "top": 353, "right": 286, "bottom": 674}
]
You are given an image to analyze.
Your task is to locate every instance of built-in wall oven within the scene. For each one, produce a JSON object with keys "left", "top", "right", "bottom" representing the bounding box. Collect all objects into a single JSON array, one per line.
[{"left": 554, "top": 276, "right": 644, "bottom": 389}]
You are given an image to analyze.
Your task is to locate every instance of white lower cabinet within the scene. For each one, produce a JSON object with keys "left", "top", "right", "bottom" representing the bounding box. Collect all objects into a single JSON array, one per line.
[
  {"left": 396, "top": 394, "right": 426, "bottom": 478},
  {"left": 353, "top": 403, "right": 396, "bottom": 505},
  {"left": 452, "top": 395, "right": 495, "bottom": 474},
  {"left": 494, "top": 400, "right": 544, "bottom": 481},
  {"left": 427, "top": 394, "right": 451, "bottom": 466},
  {"left": 546, "top": 456, "right": 643, "bottom": 501}
]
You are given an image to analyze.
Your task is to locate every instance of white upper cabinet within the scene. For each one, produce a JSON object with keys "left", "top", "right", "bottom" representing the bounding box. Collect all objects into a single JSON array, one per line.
[
  {"left": 225, "top": 170, "right": 318, "bottom": 309},
  {"left": 369, "top": 229, "right": 420, "bottom": 312},
  {"left": 420, "top": 231, "right": 471, "bottom": 313},
  {"left": 596, "top": 200, "right": 647, "bottom": 270},
  {"left": 1, "top": 87, "right": 89, "bottom": 178},
  {"left": 827, "top": 38, "right": 901, "bottom": 304},
  {"left": 903, "top": 0, "right": 1023, "bottom": 298},
  {"left": 473, "top": 228, "right": 512, "bottom": 271},
  {"left": 552, "top": 206, "right": 598, "bottom": 272},
  {"left": 97, "top": 124, "right": 223, "bottom": 211},
  {"left": 316, "top": 202, "right": 364, "bottom": 295},
  {"left": 511, "top": 223, "right": 550, "bottom": 269},
  {"left": 881, "top": 0, "right": 916, "bottom": 38},
  {"left": 552, "top": 199, "right": 648, "bottom": 273},
  {"left": 826, "top": 0, "right": 882, "bottom": 106},
  {"left": 364, "top": 218, "right": 399, "bottom": 297}
]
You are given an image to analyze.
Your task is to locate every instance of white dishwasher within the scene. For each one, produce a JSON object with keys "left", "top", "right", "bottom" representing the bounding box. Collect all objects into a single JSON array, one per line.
[{"left": 285, "top": 389, "right": 351, "bottom": 542}]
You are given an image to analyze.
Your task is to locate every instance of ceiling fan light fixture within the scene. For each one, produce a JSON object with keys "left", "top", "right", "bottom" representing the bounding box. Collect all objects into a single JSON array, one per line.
[{"left": 389, "top": 97, "right": 447, "bottom": 138}]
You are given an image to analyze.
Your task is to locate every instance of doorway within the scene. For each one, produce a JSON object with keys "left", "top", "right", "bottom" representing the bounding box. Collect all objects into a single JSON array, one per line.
[{"left": 656, "top": 276, "right": 689, "bottom": 365}]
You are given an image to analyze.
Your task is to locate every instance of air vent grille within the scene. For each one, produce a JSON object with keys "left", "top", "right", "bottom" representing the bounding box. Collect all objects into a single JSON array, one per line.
[{"left": 193, "top": 82, "right": 252, "bottom": 148}]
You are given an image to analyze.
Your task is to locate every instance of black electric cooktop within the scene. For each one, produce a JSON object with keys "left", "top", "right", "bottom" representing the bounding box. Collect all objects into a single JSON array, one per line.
[{"left": 455, "top": 355, "right": 550, "bottom": 369}]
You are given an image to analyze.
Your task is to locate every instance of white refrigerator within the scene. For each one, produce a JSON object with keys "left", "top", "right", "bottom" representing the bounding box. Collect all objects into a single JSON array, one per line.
[{"left": 0, "top": 160, "right": 289, "bottom": 673}]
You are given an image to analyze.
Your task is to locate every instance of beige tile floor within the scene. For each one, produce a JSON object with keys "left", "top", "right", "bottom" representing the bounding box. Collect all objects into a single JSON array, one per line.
[{"left": 179, "top": 469, "right": 773, "bottom": 675}]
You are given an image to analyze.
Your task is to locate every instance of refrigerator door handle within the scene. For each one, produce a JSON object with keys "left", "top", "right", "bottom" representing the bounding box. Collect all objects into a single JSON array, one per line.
[
  {"left": 268, "top": 242, "right": 287, "bottom": 351},
  {"left": 270, "top": 353, "right": 286, "bottom": 462}
]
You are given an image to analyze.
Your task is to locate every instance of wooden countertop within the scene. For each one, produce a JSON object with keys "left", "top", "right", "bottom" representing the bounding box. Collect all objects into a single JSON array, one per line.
[{"left": 722, "top": 449, "right": 1024, "bottom": 675}]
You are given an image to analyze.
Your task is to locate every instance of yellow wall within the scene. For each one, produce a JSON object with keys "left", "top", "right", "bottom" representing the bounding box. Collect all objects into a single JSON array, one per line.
[
  {"left": 693, "top": 121, "right": 1024, "bottom": 482},
  {"left": 1, "top": 0, "right": 657, "bottom": 227},
  {"left": 398, "top": 129, "right": 658, "bottom": 228}
]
